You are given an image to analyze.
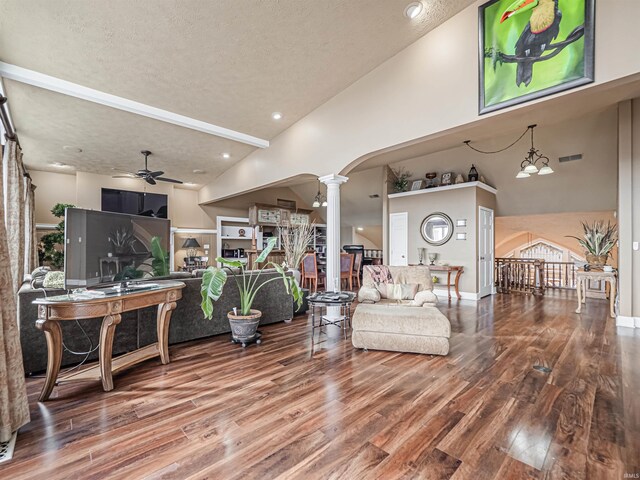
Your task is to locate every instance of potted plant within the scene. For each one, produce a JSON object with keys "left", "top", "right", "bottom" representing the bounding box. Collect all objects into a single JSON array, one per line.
[
  {"left": 567, "top": 221, "right": 617, "bottom": 267},
  {"left": 200, "top": 237, "right": 303, "bottom": 347},
  {"left": 391, "top": 167, "right": 412, "bottom": 193},
  {"left": 278, "top": 221, "right": 315, "bottom": 284}
]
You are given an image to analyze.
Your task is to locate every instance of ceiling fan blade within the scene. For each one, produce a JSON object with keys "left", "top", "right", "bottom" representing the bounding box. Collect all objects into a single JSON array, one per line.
[
  {"left": 156, "top": 177, "right": 184, "bottom": 184},
  {"left": 148, "top": 171, "right": 164, "bottom": 177},
  {"left": 146, "top": 177, "right": 157, "bottom": 185}
]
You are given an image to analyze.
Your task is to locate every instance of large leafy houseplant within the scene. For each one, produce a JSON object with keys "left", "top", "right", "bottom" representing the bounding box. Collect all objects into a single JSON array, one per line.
[
  {"left": 567, "top": 221, "right": 617, "bottom": 266},
  {"left": 200, "top": 238, "right": 302, "bottom": 339},
  {"left": 39, "top": 203, "right": 75, "bottom": 269}
]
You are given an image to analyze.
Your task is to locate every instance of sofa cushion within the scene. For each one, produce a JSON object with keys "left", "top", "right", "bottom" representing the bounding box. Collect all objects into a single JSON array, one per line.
[
  {"left": 386, "top": 283, "right": 419, "bottom": 300},
  {"left": 358, "top": 286, "right": 381, "bottom": 303},
  {"left": 410, "top": 290, "right": 439, "bottom": 307},
  {"left": 352, "top": 304, "right": 450, "bottom": 338},
  {"left": 42, "top": 271, "right": 65, "bottom": 289}
]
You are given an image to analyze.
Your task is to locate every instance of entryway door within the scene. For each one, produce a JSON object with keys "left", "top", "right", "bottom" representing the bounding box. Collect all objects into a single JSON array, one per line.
[
  {"left": 478, "top": 207, "right": 494, "bottom": 298},
  {"left": 389, "top": 212, "right": 408, "bottom": 266}
]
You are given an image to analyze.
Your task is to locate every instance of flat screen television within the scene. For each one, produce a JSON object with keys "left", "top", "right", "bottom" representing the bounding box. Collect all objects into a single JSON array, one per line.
[
  {"left": 101, "top": 188, "right": 168, "bottom": 219},
  {"left": 64, "top": 208, "right": 171, "bottom": 288}
]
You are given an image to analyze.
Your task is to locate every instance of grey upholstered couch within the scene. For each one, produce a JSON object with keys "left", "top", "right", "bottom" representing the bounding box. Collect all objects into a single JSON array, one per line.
[{"left": 18, "top": 270, "right": 294, "bottom": 375}]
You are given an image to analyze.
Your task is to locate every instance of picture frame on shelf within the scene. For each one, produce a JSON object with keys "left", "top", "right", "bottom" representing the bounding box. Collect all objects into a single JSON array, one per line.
[
  {"left": 410, "top": 180, "right": 426, "bottom": 191},
  {"left": 441, "top": 172, "right": 453, "bottom": 186}
]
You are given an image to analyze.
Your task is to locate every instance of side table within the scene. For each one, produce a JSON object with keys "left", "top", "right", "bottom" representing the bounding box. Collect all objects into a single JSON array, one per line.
[
  {"left": 308, "top": 291, "right": 356, "bottom": 344},
  {"left": 575, "top": 269, "right": 616, "bottom": 318}
]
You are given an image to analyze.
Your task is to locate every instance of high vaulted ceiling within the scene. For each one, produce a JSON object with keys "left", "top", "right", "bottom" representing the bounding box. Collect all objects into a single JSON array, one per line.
[{"left": 0, "top": 0, "right": 475, "bottom": 183}]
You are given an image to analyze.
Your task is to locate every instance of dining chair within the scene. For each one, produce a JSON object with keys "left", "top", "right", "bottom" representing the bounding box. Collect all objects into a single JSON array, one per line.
[
  {"left": 302, "top": 253, "right": 325, "bottom": 292},
  {"left": 351, "top": 252, "right": 363, "bottom": 290},
  {"left": 340, "top": 253, "right": 354, "bottom": 291}
]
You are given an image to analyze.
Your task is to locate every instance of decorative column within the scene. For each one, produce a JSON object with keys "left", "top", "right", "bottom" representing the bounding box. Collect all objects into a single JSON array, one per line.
[{"left": 319, "top": 174, "right": 348, "bottom": 292}]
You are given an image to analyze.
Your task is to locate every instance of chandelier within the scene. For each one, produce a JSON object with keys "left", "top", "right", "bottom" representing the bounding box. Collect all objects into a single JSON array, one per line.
[
  {"left": 463, "top": 123, "right": 553, "bottom": 179},
  {"left": 312, "top": 180, "right": 327, "bottom": 208},
  {"left": 516, "top": 125, "right": 554, "bottom": 179}
]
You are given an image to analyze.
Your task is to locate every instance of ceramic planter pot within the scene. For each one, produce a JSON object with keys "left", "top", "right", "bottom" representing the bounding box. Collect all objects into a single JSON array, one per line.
[
  {"left": 586, "top": 254, "right": 608, "bottom": 266},
  {"left": 227, "top": 309, "right": 261, "bottom": 346}
]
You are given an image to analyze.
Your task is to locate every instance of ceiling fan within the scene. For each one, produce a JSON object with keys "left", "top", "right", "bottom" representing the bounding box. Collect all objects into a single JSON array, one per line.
[{"left": 112, "top": 150, "right": 183, "bottom": 185}]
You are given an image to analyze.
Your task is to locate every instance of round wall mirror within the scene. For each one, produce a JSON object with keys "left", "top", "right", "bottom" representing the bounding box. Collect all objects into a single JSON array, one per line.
[{"left": 420, "top": 213, "right": 453, "bottom": 246}]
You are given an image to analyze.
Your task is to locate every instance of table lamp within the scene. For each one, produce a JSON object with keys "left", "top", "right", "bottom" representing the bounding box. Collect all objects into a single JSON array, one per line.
[{"left": 182, "top": 237, "right": 201, "bottom": 258}]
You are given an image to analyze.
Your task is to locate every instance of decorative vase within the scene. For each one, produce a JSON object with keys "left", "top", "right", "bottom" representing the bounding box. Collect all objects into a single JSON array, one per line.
[
  {"left": 455, "top": 174, "right": 465, "bottom": 184},
  {"left": 227, "top": 309, "right": 262, "bottom": 347},
  {"left": 586, "top": 253, "right": 608, "bottom": 266},
  {"left": 288, "top": 268, "right": 302, "bottom": 286}
]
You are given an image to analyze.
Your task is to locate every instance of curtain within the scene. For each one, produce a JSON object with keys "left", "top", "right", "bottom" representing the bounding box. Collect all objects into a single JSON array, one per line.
[
  {"left": 0, "top": 139, "right": 30, "bottom": 442},
  {"left": 3, "top": 141, "right": 25, "bottom": 293},
  {"left": 23, "top": 178, "right": 38, "bottom": 273}
]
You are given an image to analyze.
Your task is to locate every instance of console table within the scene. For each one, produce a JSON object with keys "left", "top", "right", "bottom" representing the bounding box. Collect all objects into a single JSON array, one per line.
[
  {"left": 33, "top": 281, "right": 185, "bottom": 401},
  {"left": 411, "top": 265, "right": 464, "bottom": 300},
  {"left": 575, "top": 269, "right": 616, "bottom": 318}
]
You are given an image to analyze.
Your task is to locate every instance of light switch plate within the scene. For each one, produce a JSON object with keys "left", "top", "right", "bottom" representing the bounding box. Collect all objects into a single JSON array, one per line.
[{"left": 634, "top": 241, "right": 639, "bottom": 251}]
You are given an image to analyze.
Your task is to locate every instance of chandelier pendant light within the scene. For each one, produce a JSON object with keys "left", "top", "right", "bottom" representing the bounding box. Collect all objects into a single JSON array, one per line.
[
  {"left": 517, "top": 125, "right": 554, "bottom": 178},
  {"left": 312, "top": 180, "right": 327, "bottom": 208}
]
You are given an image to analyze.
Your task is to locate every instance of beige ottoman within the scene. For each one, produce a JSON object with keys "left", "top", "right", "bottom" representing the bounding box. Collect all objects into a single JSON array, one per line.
[{"left": 351, "top": 304, "right": 450, "bottom": 355}]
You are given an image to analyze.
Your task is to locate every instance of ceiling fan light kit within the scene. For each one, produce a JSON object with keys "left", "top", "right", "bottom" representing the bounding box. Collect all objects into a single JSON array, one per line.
[{"left": 111, "top": 150, "right": 184, "bottom": 185}]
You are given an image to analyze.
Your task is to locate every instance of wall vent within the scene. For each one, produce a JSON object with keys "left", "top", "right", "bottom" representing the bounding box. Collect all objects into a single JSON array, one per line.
[
  {"left": 369, "top": 194, "right": 380, "bottom": 199},
  {"left": 559, "top": 154, "right": 582, "bottom": 163}
]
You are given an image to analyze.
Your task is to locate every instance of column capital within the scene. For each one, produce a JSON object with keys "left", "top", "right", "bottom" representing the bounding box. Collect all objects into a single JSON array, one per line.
[{"left": 319, "top": 174, "right": 348, "bottom": 186}]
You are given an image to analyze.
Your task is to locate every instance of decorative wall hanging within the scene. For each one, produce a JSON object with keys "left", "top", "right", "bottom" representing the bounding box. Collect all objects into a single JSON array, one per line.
[{"left": 478, "top": 0, "right": 595, "bottom": 114}]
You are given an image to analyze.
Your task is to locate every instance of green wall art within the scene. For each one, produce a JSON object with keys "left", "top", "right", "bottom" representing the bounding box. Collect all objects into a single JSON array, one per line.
[{"left": 478, "top": 0, "right": 594, "bottom": 114}]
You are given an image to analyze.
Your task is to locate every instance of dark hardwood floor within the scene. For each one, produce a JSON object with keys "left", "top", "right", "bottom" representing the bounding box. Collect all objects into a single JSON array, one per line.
[{"left": 5, "top": 291, "right": 639, "bottom": 479}]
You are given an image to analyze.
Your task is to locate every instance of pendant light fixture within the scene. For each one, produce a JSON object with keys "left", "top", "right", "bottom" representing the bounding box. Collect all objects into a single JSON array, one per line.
[
  {"left": 464, "top": 124, "right": 554, "bottom": 180},
  {"left": 517, "top": 125, "right": 553, "bottom": 178},
  {"left": 312, "top": 180, "right": 327, "bottom": 208}
]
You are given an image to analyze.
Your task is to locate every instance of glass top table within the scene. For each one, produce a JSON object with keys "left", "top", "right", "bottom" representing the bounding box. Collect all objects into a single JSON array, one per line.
[
  {"left": 33, "top": 281, "right": 186, "bottom": 304},
  {"left": 308, "top": 291, "right": 356, "bottom": 348}
]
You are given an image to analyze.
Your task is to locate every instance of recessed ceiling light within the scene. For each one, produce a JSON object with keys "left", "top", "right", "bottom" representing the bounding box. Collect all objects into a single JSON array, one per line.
[
  {"left": 51, "top": 162, "right": 72, "bottom": 168},
  {"left": 222, "top": 152, "right": 231, "bottom": 159},
  {"left": 184, "top": 182, "right": 197, "bottom": 187},
  {"left": 357, "top": 227, "right": 364, "bottom": 231},
  {"left": 192, "top": 169, "right": 206, "bottom": 174},
  {"left": 271, "top": 112, "right": 283, "bottom": 120},
  {"left": 62, "top": 145, "right": 83, "bottom": 153},
  {"left": 404, "top": 2, "right": 423, "bottom": 19}
]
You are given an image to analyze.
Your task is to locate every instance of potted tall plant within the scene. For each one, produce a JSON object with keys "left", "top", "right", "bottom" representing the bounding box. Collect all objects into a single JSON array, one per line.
[
  {"left": 200, "top": 237, "right": 302, "bottom": 347},
  {"left": 567, "top": 220, "right": 617, "bottom": 267},
  {"left": 278, "top": 221, "right": 315, "bottom": 284}
]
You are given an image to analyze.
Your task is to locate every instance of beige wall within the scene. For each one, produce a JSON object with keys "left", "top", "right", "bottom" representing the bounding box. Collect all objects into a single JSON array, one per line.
[
  {"left": 618, "top": 99, "right": 640, "bottom": 319},
  {"left": 31, "top": 171, "right": 77, "bottom": 224},
  {"left": 388, "top": 107, "right": 618, "bottom": 217},
  {"left": 389, "top": 185, "right": 495, "bottom": 294},
  {"left": 30, "top": 169, "right": 214, "bottom": 228},
  {"left": 200, "top": 0, "right": 640, "bottom": 204},
  {"left": 353, "top": 226, "right": 382, "bottom": 250}
]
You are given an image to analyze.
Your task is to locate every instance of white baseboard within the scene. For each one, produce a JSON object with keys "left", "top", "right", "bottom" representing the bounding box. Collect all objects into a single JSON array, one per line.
[
  {"left": 433, "top": 288, "right": 480, "bottom": 301},
  {"left": 616, "top": 315, "right": 640, "bottom": 328}
]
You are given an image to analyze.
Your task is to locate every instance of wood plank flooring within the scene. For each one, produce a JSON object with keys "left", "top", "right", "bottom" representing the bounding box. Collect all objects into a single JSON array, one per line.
[{"left": 4, "top": 290, "right": 639, "bottom": 479}]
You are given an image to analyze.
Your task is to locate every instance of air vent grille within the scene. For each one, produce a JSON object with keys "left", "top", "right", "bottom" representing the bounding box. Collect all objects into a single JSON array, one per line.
[
  {"left": 559, "top": 154, "right": 582, "bottom": 163},
  {"left": 369, "top": 194, "right": 380, "bottom": 199}
]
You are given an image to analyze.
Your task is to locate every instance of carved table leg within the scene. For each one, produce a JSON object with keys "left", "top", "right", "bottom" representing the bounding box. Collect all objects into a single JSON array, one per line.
[
  {"left": 157, "top": 301, "right": 177, "bottom": 364},
  {"left": 36, "top": 319, "right": 62, "bottom": 402},
  {"left": 446, "top": 271, "right": 452, "bottom": 300},
  {"left": 609, "top": 279, "right": 617, "bottom": 319},
  {"left": 99, "top": 313, "right": 122, "bottom": 391},
  {"left": 454, "top": 270, "right": 462, "bottom": 300},
  {"left": 575, "top": 278, "right": 583, "bottom": 314}
]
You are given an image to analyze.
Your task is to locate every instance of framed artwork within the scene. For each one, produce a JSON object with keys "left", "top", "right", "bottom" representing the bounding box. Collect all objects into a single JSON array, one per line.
[
  {"left": 441, "top": 172, "right": 453, "bottom": 186},
  {"left": 478, "top": 0, "right": 595, "bottom": 114},
  {"left": 410, "top": 180, "right": 425, "bottom": 191}
]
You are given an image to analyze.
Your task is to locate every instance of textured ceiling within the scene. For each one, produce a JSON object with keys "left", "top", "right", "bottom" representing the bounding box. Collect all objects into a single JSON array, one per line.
[
  {"left": 4, "top": 80, "right": 256, "bottom": 184},
  {"left": 0, "top": 0, "right": 475, "bottom": 178}
]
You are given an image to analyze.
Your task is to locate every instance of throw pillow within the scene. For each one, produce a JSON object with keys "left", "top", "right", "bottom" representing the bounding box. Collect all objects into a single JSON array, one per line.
[
  {"left": 30, "top": 266, "right": 51, "bottom": 289},
  {"left": 374, "top": 282, "right": 389, "bottom": 299},
  {"left": 386, "top": 283, "right": 420, "bottom": 301},
  {"left": 42, "top": 271, "right": 65, "bottom": 289}
]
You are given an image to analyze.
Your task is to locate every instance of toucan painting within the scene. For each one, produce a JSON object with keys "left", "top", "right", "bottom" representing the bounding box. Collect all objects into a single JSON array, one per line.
[{"left": 479, "top": 0, "right": 594, "bottom": 114}]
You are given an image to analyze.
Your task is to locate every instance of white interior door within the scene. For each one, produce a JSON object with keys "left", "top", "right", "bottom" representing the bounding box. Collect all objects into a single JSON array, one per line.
[
  {"left": 389, "top": 212, "right": 408, "bottom": 266},
  {"left": 478, "top": 207, "right": 494, "bottom": 298}
]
